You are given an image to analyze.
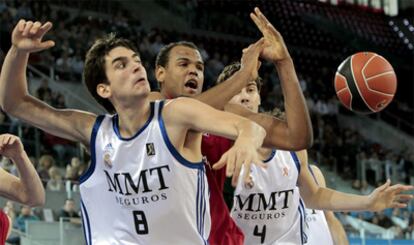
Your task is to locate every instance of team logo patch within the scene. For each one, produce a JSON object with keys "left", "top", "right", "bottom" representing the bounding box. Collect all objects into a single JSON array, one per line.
[
  {"left": 103, "top": 143, "right": 114, "bottom": 168},
  {"left": 244, "top": 175, "right": 254, "bottom": 189},
  {"left": 146, "top": 143, "right": 156, "bottom": 156},
  {"left": 282, "top": 166, "right": 289, "bottom": 176}
]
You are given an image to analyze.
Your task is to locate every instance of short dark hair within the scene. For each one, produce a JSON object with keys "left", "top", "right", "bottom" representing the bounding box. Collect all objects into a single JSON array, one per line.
[
  {"left": 155, "top": 41, "right": 199, "bottom": 68},
  {"left": 83, "top": 33, "right": 139, "bottom": 113},
  {"left": 216, "top": 62, "right": 262, "bottom": 91}
]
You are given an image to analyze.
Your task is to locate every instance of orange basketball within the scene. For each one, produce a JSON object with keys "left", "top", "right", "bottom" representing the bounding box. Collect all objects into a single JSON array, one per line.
[{"left": 334, "top": 52, "right": 397, "bottom": 114}]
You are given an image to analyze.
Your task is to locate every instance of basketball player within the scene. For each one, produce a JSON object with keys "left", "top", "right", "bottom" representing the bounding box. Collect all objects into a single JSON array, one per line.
[
  {"left": 154, "top": 7, "right": 312, "bottom": 244},
  {"left": 214, "top": 62, "right": 414, "bottom": 245},
  {"left": 0, "top": 134, "right": 45, "bottom": 244},
  {"left": 306, "top": 165, "right": 349, "bottom": 245},
  {"left": 0, "top": 20, "right": 267, "bottom": 244}
]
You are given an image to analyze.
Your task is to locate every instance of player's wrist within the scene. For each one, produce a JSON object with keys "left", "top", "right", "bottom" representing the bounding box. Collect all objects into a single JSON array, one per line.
[
  {"left": 274, "top": 56, "right": 293, "bottom": 66},
  {"left": 10, "top": 45, "right": 30, "bottom": 57},
  {"left": 9, "top": 150, "right": 27, "bottom": 163}
]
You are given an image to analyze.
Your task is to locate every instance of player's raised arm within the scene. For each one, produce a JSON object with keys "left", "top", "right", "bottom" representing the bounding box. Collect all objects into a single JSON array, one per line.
[
  {"left": 0, "top": 20, "right": 96, "bottom": 146},
  {"left": 226, "top": 7, "right": 312, "bottom": 150}
]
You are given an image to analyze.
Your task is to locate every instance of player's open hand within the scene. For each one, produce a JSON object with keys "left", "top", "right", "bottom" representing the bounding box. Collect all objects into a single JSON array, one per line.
[
  {"left": 367, "top": 179, "right": 414, "bottom": 211},
  {"left": 212, "top": 143, "right": 266, "bottom": 187},
  {"left": 240, "top": 38, "right": 264, "bottom": 82},
  {"left": 0, "top": 134, "right": 24, "bottom": 160},
  {"left": 250, "top": 7, "right": 290, "bottom": 63},
  {"left": 12, "top": 20, "right": 55, "bottom": 53}
]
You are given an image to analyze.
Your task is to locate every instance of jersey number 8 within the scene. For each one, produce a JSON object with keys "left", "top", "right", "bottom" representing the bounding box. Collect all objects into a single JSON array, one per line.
[{"left": 133, "top": 210, "right": 149, "bottom": 234}]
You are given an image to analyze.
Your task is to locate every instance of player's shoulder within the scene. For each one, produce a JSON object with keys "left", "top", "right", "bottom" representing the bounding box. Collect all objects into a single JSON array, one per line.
[
  {"left": 162, "top": 97, "right": 203, "bottom": 119},
  {"left": 294, "top": 150, "right": 308, "bottom": 166}
]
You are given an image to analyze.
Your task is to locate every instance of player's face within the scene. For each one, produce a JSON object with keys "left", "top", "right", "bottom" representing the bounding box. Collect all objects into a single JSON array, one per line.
[
  {"left": 102, "top": 47, "right": 150, "bottom": 102},
  {"left": 229, "top": 82, "right": 261, "bottom": 113},
  {"left": 160, "top": 45, "right": 204, "bottom": 98}
]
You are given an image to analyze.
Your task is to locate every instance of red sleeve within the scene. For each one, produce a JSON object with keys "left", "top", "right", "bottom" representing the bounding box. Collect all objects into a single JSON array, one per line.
[
  {"left": 201, "top": 134, "right": 233, "bottom": 192},
  {"left": 0, "top": 209, "right": 10, "bottom": 245}
]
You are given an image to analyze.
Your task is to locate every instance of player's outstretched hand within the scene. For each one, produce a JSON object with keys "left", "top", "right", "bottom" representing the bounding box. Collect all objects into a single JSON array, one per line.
[
  {"left": 12, "top": 19, "right": 55, "bottom": 53},
  {"left": 367, "top": 179, "right": 414, "bottom": 211},
  {"left": 213, "top": 143, "right": 266, "bottom": 187},
  {"left": 250, "top": 7, "right": 290, "bottom": 63},
  {"left": 240, "top": 38, "right": 264, "bottom": 82},
  {"left": 0, "top": 134, "right": 25, "bottom": 160}
]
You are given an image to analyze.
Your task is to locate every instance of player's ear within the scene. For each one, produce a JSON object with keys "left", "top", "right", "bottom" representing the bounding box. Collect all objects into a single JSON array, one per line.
[
  {"left": 155, "top": 65, "right": 165, "bottom": 88},
  {"left": 97, "top": 82, "right": 111, "bottom": 99}
]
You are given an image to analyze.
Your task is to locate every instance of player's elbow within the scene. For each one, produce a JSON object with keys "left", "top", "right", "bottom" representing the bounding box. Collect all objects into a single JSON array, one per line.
[
  {"left": 0, "top": 95, "right": 27, "bottom": 116},
  {"left": 24, "top": 194, "right": 46, "bottom": 207},
  {"left": 289, "top": 130, "right": 313, "bottom": 150},
  {"left": 18, "top": 186, "right": 46, "bottom": 207},
  {"left": 297, "top": 133, "right": 313, "bottom": 149}
]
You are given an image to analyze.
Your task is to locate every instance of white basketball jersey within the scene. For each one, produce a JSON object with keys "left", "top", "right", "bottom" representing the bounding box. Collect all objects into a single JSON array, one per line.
[
  {"left": 230, "top": 150, "right": 306, "bottom": 245},
  {"left": 305, "top": 209, "right": 333, "bottom": 245},
  {"left": 79, "top": 100, "right": 210, "bottom": 245},
  {"left": 305, "top": 166, "right": 334, "bottom": 245}
]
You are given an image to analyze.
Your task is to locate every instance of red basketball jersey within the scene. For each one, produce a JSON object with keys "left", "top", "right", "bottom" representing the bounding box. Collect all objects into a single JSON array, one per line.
[
  {"left": 0, "top": 209, "right": 10, "bottom": 245},
  {"left": 202, "top": 134, "right": 244, "bottom": 245}
]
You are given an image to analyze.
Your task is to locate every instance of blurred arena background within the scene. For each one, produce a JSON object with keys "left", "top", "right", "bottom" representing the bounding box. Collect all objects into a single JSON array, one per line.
[{"left": 0, "top": 0, "right": 413, "bottom": 244}]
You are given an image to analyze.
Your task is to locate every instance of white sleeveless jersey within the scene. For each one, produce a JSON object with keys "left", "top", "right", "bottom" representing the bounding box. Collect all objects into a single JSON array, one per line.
[
  {"left": 230, "top": 150, "right": 306, "bottom": 245},
  {"left": 305, "top": 209, "right": 333, "bottom": 245},
  {"left": 79, "top": 100, "right": 210, "bottom": 245},
  {"left": 305, "top": 166, "right": 334, "bottom": 245}
]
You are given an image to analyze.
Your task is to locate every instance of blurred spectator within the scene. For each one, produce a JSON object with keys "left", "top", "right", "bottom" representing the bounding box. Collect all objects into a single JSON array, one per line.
[
  {"left": 58, "top": 199, "right": 81, "bottom": 225},
  {"left": 377, "top": 211, "right": 393, "bottom": 229},
  {"left": 37, "top": 154, "right": 55, "bottom": 186},
  {"left": 64, "top": 165, "right": 79, "bottom": 191},
  {"left": 46, "top": 166, "right": 63, "bottom": 191},
  {"left": 7, "top": 206, "right": 40, "bottom": 244},
  {"left": 35, "top": 79, "right": 52, "bottom": 101},
  {"left": 43, "top": 132, "right": 77, "bottom": 166}
]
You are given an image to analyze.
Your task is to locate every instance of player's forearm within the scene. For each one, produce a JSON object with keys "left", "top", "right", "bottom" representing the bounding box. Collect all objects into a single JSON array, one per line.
[
  {"left": 306, "top": 187, "right": 370, "bottom": 211},
  {"left": 274, "top": 58, "right": 313, "bottom": 149},
  {"left": 234, "top": 119, "right": 266, "bottom": 149},
  {"left": 0, "top": 46, "right": 31, "bottom": 113},
  {"left": 12, "top": 151, "right": 45, "bottom": 206},
  {"left": 224, "top": 103, "right": 296, "bottom": 150},
  {"left": 195, "top": 69, "right": 251, "bottom": 110}
]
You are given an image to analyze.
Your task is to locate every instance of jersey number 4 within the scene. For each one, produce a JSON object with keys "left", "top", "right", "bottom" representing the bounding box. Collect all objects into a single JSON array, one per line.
[
  {"left": 133, "top": 210, "right": 149, "bottom": 234},
  {"left": 253, "top": 225, "right": 267, "bottom": 244}
]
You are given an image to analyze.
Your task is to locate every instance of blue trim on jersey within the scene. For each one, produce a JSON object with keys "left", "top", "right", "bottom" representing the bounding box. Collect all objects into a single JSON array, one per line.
[
  {"left": 112, "top": 102, "right": 154, "bottom": 141},
  {"left": 196, "top": 170, "right": 201, "bottom": 234},
  {"left": 196, "top": 169, "right": 209, "bottom": 245},
  {"left": 263, "top": 149, "right": 276, "bottom": 163},
  {"left": 202, "top": 168, "right": 206, "bottom": 239},
  {"left": 157, "top": 100, "right": 204, "bottom": 169},
  {"left": 290, "top": 152, "right": 301, "bottom": 174},
  {"left": 201, "top": 169, "right": 205, "bottom": 237},
  {"left": 81, "top": 200, "right": 92, "bottom": 245},
  {"left": 308, "top": 165, "right": 320, "bottom": 185},
  {"left": 79, "top": 115, "right": 104, "bottom": 184},
  {"left": 298, "top": 199, "right": 306, "bottom": 245}
]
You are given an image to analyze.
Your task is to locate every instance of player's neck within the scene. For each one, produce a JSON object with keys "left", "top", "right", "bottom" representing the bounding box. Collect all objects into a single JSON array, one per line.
[
  {"left": 160, "top": 89, "right": 174, "bottom": 99},
  {"left": 116, "top": 100, "right": 151, "bottom": 138},
  {"left": 258, "top": 148, "right": 274, "bottom": 160}
]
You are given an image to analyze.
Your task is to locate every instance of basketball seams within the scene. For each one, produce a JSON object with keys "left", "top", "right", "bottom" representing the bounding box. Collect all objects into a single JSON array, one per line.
[
  {"left": 362, "top": 55, "right": 395, "bottom": 96},
  {"left": 350, "top": 54, "right": 375, "bottom": 112},
  {"left": 364, "top": 71, "right": 395, "bottom": 81},
  {"left": 335, "top": 73, "right": 352, "bottom": 110}
]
